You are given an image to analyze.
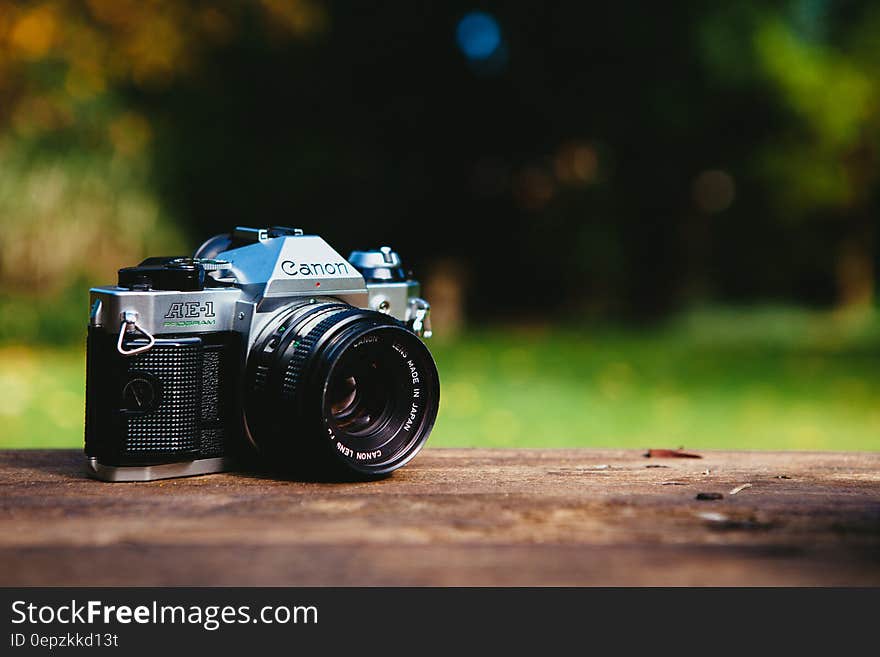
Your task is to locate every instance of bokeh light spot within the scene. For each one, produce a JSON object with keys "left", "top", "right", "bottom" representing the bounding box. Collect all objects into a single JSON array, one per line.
[
  {"left": 554, "top": 141, "right": 599, "bottom": 186},
  {"left": 513, "top": 166, "right": 556, "bottom": 210},
  {"left": 9, "top": 7, "right": 57, "bottom": 59},
  {"left": 456, "top": 11, "right": 501, "bottom": 60},
  {"left": 692, "top": 169, "right": 736, "bottom": 213}
]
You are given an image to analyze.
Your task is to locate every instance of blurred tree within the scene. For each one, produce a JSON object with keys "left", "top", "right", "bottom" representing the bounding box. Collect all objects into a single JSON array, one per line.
[
  {"left": 0, "top": 0, "right": 324, "bottom": 341},
  {"left": 701, "top": 1, "right": 880, "bottom": 309},
  {"left": 0, "top": 0, "right": 325, "bottom": 282}
]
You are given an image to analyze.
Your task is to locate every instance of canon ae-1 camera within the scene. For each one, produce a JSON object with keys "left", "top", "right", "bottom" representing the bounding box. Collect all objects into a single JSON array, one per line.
[{"left": 84, "top": 226, "right": 439, "bottom": 481}]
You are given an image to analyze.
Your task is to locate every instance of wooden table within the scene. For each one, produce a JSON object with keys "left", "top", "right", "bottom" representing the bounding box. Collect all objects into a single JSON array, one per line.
[{"left": 1, "top": 449, "right": 878, "bottom": 586}]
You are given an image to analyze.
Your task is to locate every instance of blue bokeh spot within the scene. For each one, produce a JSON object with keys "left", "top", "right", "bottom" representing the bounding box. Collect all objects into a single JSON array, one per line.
[{"left": 456, "top": 11, "right": 502, "bottom": 60}]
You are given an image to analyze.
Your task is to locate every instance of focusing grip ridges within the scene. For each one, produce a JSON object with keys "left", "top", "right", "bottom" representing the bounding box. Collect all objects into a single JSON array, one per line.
[{"left": 281, "top": 308, "right": 364, "bottom": 401}]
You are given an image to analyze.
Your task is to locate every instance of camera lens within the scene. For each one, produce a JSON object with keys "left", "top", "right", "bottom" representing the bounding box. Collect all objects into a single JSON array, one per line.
[
  {"left": 328, "top": 376, "right": 359, "bottom": 420},
  {"left": 327, "top": 365, "right": 388, "bottom": 437},
  {"left": 244, "top": 302, "right": 439, "bottom": 476}
]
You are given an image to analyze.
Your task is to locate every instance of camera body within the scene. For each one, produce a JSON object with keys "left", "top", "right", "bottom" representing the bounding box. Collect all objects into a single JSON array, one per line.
[{"left": 85, "top": 226, "right": 437, "bottom": 481}]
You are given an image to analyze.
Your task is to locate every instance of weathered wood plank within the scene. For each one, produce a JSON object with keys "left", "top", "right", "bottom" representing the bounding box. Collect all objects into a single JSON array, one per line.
[{"left": 0, "top": 448, "right": 878, "bottom": 585}]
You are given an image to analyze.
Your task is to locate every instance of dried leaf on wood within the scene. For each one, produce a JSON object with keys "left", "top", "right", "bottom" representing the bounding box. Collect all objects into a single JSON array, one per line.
[{"left": 644, "top": 449, "right": 703, "bottom": 459}]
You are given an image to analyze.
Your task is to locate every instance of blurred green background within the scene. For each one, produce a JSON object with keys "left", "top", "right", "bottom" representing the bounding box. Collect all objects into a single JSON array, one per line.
[{"left": 1, "top": 1, "right": 879, "bottom": 451}]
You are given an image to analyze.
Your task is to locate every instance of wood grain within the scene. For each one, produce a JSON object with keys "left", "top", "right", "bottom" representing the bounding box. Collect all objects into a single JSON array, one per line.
[{"left": 1, "top": 448, "right": 878, "bottom": 586}]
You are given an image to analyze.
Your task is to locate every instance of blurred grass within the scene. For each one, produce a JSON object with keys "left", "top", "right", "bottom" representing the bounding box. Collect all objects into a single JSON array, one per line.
[{"left": 1, "top": 306, "right": 879, "bottom": 451}]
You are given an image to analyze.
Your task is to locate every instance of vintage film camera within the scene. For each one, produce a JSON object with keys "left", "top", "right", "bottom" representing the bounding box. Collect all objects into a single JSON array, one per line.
[{"left": 85, "top": 226, "right": 439, "bottom": 481}]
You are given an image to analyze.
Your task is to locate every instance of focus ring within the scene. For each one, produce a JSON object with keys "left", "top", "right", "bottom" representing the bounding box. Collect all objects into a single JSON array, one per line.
[
  {"left": 248, "top": 303, "right": 343, "bottom": 399},
  {"left": 280, "top": 308, "right": 364, "bottom": 401}
]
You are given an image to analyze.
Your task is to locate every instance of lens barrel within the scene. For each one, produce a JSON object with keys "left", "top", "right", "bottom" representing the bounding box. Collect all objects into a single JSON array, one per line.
[{"left": 244, "top": 302, "right": 439, "bottom": 476}]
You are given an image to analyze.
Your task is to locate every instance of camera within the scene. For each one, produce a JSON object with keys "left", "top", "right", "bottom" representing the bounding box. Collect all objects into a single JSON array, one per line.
[{"left": 84, "top": 226, "right": 439, "bottom": 481}]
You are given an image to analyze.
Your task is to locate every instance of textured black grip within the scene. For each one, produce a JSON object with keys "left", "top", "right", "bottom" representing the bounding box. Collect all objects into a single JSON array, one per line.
[
  {"left": 124, "top": 342, "right": 201, "bottom": 455},
  {"left": 85, "top": 327, "right": 242, "bottom": 466}
]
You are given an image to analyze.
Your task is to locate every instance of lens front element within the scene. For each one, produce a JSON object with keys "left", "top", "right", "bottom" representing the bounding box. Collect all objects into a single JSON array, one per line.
[{"left": 327, "top": 359, "right": 390, "bottom": 437}]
